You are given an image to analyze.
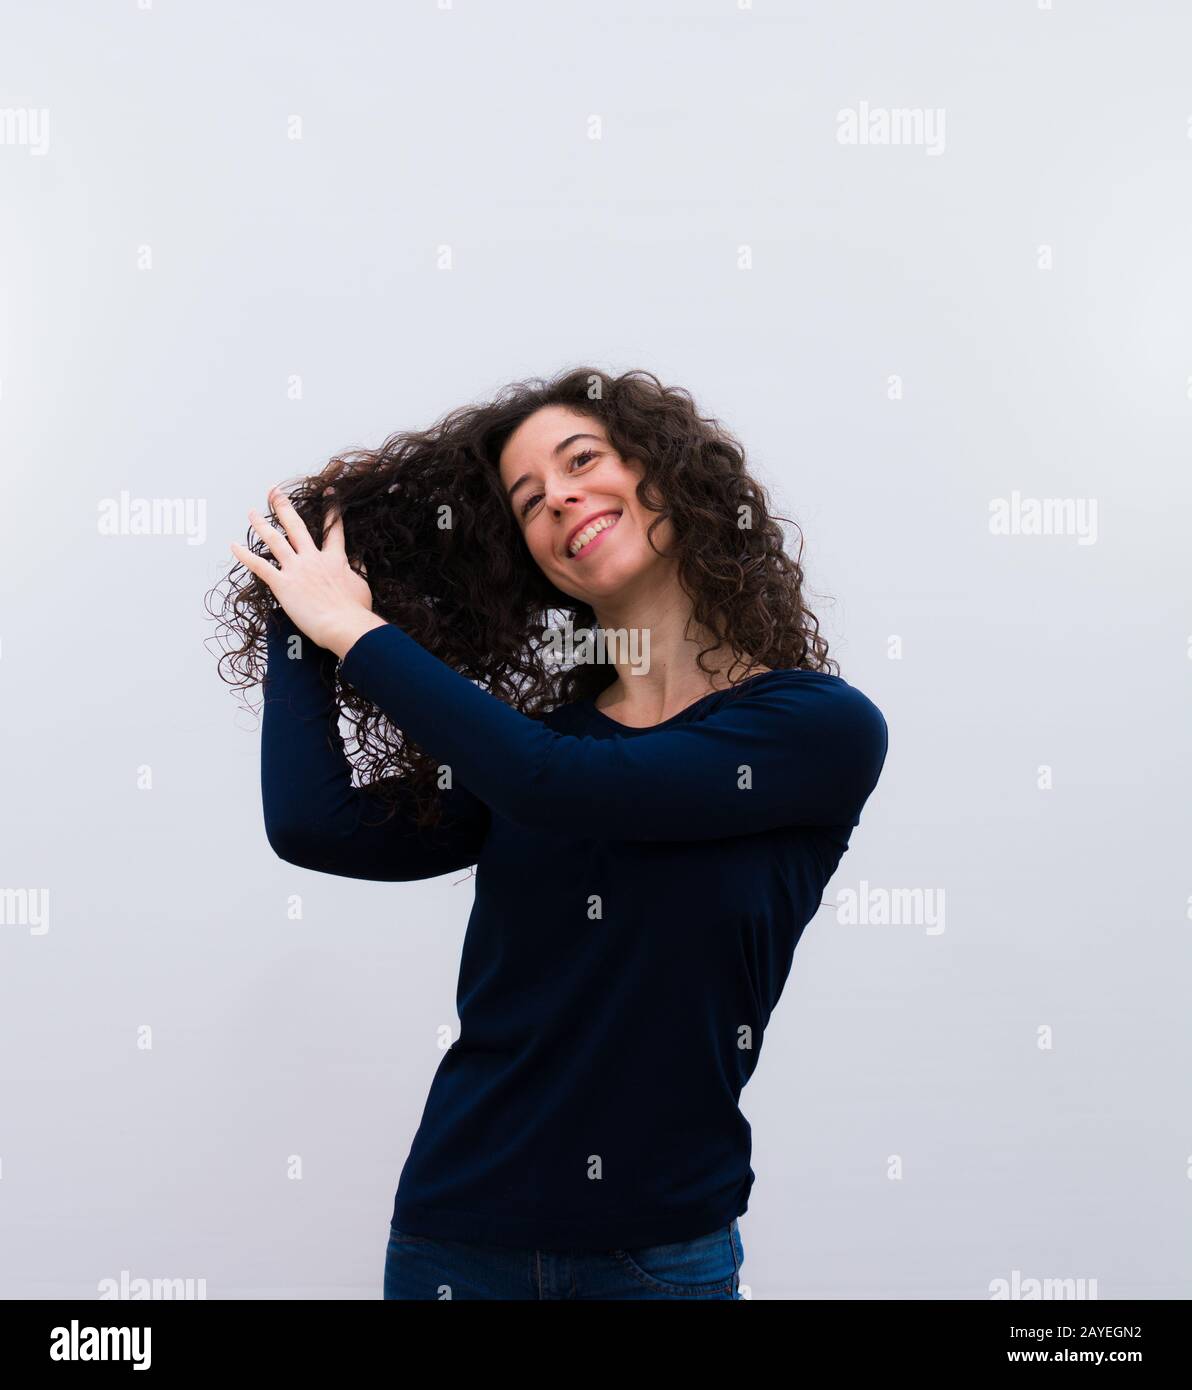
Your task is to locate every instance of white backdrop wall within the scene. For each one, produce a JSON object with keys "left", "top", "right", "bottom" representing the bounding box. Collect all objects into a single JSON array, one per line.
[{"left": 1, "top": 0, "right": 1188, "bottom": 1299}]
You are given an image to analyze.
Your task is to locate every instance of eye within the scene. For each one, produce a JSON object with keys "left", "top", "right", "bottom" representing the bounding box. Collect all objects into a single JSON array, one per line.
[{"left": 519, "top": 449, "right": 599, "bottom": 517}]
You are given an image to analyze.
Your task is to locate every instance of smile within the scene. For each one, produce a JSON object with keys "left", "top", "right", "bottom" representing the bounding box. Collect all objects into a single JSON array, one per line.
[{"left": 567, "top": 511, "right": 622, "bottom": 559}]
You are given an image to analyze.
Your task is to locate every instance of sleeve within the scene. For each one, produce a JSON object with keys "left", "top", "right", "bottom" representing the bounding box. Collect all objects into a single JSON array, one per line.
[
  {"left": 260, "top": 609, "right": 490, "bottom": 881},
  {"left": 338, "top": 620, "right": 889, "bottom": 844}
]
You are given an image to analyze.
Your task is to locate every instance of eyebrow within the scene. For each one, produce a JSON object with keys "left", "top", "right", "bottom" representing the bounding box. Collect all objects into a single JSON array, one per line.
[{"left": 506, "top": 433, "right": 604, "bottom": 501}]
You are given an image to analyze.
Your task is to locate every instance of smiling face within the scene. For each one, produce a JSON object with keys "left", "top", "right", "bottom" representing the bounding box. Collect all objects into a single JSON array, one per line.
[{"left": 498, "top": 405, "right": 675, "bottom": 605}]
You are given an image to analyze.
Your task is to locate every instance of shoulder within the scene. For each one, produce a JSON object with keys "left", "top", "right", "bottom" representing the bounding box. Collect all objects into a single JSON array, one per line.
[
  {"left": 722, "top": 667, "right": 885, "bottom": 720},
  {"left": 714, "top": 667, "right": 888, "bottom": 761},
  {"left": 726, "top": 671, "right": 889, "bottom": 814}
]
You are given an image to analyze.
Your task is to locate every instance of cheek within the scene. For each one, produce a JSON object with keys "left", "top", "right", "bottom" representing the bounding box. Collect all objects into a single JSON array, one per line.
[
  {"left": 525, "top": 524, "right": 560, "bottom": 571},
  {"left": 624, "top": 508, "right": 671, "bottom": 559}
]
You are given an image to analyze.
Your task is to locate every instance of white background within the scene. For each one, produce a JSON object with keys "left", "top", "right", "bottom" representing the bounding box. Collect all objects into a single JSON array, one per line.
[{"left": 1, "top": 0, "right": 1189, "bottom": 1298}]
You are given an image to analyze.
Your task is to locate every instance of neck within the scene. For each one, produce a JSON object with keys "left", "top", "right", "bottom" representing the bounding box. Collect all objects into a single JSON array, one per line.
[{"left": 588, "top": 566, "right": 762, "bottom": 725}]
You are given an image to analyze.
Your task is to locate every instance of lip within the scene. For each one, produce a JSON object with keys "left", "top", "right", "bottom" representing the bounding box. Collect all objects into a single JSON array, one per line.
[{"left": 564, "top": 509, "right": 622, "bottom": 558}]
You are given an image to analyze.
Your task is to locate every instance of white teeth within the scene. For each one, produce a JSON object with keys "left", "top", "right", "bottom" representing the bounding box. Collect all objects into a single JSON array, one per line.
[{"left": 569, "top": 513, "right": 620, "bottom": 556}]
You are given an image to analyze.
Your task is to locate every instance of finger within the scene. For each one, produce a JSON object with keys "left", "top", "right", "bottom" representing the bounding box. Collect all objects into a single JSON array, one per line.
[
  {"left": 229, "top": 541, "right": 279, "bottom": 594},
  {"left": 268, "top": 485, "right": 314, "bottom": 553},
  {"left": 248, "top": 508, "right": 296, "bottom": 566}
]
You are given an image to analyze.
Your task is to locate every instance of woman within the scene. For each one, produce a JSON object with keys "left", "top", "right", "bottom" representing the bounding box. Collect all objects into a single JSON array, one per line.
[{"left": 213, "top": 366, "right": 889, "bottom": 1300}]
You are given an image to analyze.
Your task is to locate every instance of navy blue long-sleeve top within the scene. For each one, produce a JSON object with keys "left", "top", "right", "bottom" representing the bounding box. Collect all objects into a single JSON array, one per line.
[{"left": 261, "top": 608, "right": 888, "bottom": 1251}]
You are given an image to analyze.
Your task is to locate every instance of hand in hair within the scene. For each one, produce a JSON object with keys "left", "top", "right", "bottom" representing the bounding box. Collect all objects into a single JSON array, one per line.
[{"left": 230, "top": 485, "right": 385, "bottom": 660}]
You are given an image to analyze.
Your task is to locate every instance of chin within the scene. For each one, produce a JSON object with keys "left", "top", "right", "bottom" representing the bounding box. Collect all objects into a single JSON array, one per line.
[{"left": 575, "top": 558, "right": 655, "bottom": 602}]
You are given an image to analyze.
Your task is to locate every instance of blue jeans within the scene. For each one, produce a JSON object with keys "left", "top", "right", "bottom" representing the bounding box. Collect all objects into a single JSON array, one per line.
[{"left": 383, "top": 1218, "right": 745, "bottom": 1300}]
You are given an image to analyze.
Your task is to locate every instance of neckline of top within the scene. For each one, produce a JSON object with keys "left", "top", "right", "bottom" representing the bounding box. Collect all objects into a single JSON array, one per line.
[{"left": 582, "top": 668, "right": 796, "bottom": 732}]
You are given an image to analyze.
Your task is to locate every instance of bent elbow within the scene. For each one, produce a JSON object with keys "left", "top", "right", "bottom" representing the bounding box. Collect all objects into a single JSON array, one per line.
[{"left": 264, "top": 820, "right": 323, "bottom": 870}]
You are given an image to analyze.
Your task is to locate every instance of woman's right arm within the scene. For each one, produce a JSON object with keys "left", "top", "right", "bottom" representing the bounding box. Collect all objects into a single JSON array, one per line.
[{"left": 260, "top": 608, "right": 489, "bottom": 881}]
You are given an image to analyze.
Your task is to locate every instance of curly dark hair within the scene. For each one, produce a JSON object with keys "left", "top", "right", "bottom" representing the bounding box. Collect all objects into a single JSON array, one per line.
[{"left": 205, "top": 365, "right": 838, "bottom": 830}]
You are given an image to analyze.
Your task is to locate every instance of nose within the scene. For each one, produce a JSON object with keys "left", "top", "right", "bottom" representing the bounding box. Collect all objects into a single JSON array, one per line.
[{"left": 544, "top": 484, "right": 584, "bottom": 513}]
